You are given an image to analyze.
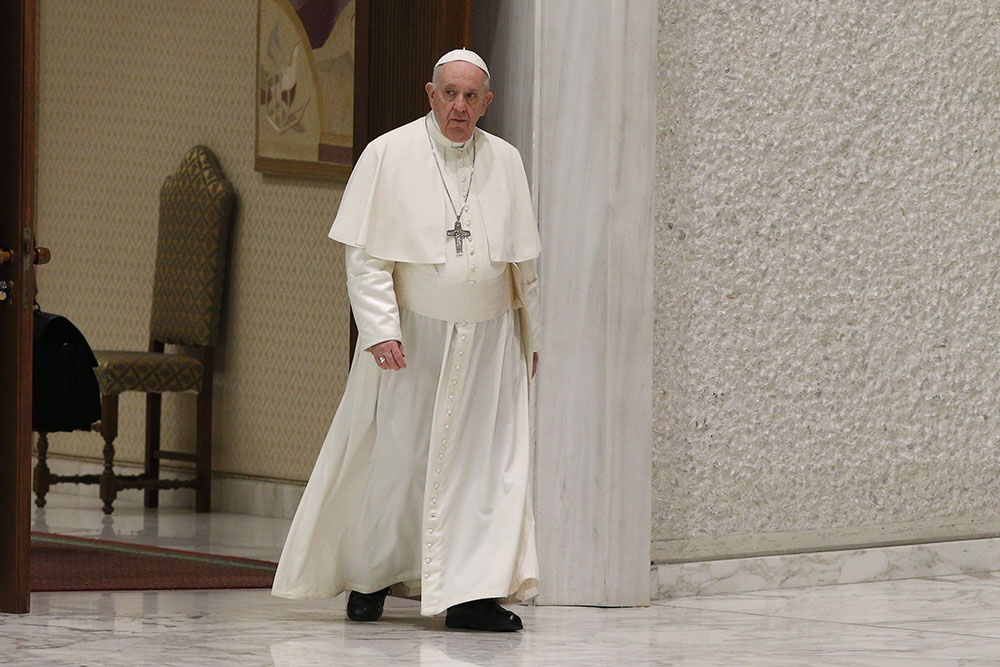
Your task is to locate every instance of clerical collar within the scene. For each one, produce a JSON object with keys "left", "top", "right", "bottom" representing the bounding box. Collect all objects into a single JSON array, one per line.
[{"left": 427, "top": 111, "right": 471, "bottom": 150}]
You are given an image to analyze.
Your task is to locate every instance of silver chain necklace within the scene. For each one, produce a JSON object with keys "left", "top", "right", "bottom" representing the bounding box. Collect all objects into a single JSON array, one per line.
[{"left": 425, "top": 116, "right": 476, "bottom": 255}]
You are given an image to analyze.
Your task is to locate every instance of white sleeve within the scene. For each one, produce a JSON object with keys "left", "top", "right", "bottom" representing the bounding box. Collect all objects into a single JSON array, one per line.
[
  {"left": 345, "top": 245, "right": 402, "bottom": 351},
  {"left": 517, "top": 259, "right": 541, "bottom": 354}
]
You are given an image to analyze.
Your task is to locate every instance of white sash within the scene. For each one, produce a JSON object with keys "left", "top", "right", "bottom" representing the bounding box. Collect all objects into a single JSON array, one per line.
[
  {"left": 393, "top": 264, "right": 514, "bottom": 323},
  {"left": 393, "top": 263, "right": 534, "bottom": 387}
]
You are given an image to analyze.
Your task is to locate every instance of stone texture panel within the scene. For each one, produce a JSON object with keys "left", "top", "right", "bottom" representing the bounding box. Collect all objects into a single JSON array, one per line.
[{"left": 655, "top": 1, "right": 1000, "bottom": 542}]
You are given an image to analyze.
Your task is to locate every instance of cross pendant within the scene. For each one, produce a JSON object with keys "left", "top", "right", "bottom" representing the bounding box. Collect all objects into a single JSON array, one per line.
[{"left": 446, "top": 218, "right": 471, "bottom": 255}]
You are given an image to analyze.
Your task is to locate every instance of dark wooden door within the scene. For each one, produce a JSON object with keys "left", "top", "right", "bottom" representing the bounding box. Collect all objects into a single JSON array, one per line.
[
  {"left": 0, "top": 0, "right": 36, "bottom": 615},
  {"left": 354, "top": 0, "right": 472, "bottom": 150}
]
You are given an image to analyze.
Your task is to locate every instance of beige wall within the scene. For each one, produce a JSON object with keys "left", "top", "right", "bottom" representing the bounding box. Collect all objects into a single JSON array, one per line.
[
  {"left": 36, "top": 0, "right": 351, "bottom": 484},
  {"left": 654, "top": 1, "right": 1000, "bottom": 559}
]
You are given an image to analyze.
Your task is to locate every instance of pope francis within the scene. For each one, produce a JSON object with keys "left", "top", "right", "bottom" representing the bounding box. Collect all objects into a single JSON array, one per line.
[{"left": 272, "top": 49, "right": 542, "bottom": 633}]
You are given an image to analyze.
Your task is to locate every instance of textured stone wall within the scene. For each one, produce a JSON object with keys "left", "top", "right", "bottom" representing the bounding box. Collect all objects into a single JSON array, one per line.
[
  {"left": 654, "top": 1, "right": 1000, "bottom": 549},
  {"left": 36, "top": 0, "right": 351, "bottom": 483}
]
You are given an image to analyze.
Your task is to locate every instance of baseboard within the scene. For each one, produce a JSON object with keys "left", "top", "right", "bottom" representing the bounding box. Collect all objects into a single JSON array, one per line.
[
  {"left": 652, "top": 517, "right": 1000, "bottom": 564},
  {"left": 652, "top": 536, "right": 1000, "bottom": 599},
  {"left": 33, "top": 455, "right": 305, "bottom": 519}
]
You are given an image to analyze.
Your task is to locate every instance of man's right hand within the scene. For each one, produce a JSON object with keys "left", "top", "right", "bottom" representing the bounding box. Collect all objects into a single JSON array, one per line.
[{"left": 368, "top": 340, "right": 406, "bottom": 370}]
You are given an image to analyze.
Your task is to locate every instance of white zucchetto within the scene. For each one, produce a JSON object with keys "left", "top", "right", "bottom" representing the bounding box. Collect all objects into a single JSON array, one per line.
[{"left": 434, "top": 48, "right": 490, "bottom": 78}]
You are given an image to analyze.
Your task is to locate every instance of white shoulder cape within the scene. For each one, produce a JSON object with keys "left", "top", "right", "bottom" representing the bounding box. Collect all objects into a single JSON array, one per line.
[{"left": 329, "top": 116, "right": 541, "bottom": 264}]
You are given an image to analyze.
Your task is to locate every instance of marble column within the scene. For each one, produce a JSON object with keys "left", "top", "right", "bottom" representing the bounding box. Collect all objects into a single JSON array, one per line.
[
  {"left": 532, "top": 0, "right": 656, "bottom": 607},
  {"left": 475, "top": 0, "right": 655, "bottom": 606}
]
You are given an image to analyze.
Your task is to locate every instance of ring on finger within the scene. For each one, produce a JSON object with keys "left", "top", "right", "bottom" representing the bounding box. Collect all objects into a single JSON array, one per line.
[{"left": 378, "top": 356, "right": 386, "bottom": 363}]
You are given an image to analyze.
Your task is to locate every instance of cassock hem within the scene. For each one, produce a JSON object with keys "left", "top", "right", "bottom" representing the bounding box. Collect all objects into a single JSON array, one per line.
[
  {"left": 271, "top": 570, "right": 422, "bottom": 601},
  {"left": 419, "top": 577, "right": 541, "bottom": 616}
]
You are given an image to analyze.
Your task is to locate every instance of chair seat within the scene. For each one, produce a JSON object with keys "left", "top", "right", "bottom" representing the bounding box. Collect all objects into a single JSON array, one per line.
[{"left": 94, "top": 350, "right": 204, "bottom": 395}]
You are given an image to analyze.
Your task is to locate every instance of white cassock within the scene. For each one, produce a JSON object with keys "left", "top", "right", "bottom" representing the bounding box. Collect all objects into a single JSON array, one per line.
[{"left": 272, "top": 113, "right": 542, "bottom": 616}]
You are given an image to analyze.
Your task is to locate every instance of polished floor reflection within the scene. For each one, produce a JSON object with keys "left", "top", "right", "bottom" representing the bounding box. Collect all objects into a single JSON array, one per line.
[
  {"left": 5, "top": 492, "right": 1000, "bottom": 665},
  {"left": 30, "top": 489, "right": 290, "bottom": 561}
]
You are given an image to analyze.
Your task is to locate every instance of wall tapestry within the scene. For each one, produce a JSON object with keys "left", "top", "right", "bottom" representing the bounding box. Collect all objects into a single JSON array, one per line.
[{"left": 256, "top": 0, "right": 355, "bottom": 179}]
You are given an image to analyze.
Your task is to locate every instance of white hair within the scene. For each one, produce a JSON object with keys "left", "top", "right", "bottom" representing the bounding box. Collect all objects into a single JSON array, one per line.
[{"left": 431, "top": 63, "right": 491, "bottom": 92}]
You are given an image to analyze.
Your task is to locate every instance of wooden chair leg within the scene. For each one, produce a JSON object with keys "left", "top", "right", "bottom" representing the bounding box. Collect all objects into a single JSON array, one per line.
[
  {"left": 195, "top": 388, "right": 212, "bottom": 513},
  {"left": 99, "top": 394, "right": 119, "bottom": 515},
  {"left": 144, "top": 392, "right": 161, "bottom": 508},
  {"left": 33, "top": 431, "right": 51, "bottom": 508}
]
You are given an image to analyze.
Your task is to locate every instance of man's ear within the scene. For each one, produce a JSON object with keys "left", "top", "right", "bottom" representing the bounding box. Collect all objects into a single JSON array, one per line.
[
  {"left": 425, "top": 82, "right": 436, "bottom": 105},
  {"left": 481, "top": 91, "right": 494, "bottom": 116}
]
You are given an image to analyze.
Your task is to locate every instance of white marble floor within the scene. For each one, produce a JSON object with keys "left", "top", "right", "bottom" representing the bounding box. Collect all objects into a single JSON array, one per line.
[{"left": 5, "top": 493, "right": 1000, "bottom": 665}]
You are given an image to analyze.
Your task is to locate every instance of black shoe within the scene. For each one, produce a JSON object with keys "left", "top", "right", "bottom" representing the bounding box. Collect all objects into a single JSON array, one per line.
[
  {"left": 445, "top": 598, "right": 523, "bottom": 632},
  {"left": 346, "top": 587, "right": 391, "bottom": 622}
]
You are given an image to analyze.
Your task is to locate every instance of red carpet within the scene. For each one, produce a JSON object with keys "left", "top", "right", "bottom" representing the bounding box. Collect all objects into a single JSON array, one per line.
[{"left": 30, "top": 532, "right": 277, "bottom": 592}]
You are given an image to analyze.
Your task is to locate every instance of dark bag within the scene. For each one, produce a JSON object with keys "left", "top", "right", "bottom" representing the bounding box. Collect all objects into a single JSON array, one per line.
[{"left": 32, "top": 309, "right": 101, "bottom": 432}]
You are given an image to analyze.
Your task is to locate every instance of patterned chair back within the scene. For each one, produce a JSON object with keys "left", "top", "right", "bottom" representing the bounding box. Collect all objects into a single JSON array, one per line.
[{"left": 149, "top": 146, "right": 235, "bottom": 347}]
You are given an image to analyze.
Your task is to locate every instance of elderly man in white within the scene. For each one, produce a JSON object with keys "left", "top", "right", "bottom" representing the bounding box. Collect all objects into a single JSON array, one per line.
[{"left": 272, "top": 49, "right": 542, "bottom": 633}]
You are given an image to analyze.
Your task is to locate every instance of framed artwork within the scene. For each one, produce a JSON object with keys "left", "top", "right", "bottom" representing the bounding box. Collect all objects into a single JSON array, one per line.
[{"left": 255, "top": 0, "right": 356, "bottom": 179}]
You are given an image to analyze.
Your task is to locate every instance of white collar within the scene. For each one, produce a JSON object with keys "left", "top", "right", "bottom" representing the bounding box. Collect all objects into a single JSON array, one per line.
[{"left": 428, "top": 111, "right": 470, "bottom": 150}]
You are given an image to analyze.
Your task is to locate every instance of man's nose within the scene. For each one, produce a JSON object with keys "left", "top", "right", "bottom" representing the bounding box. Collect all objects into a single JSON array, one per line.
[{"left": 454, "top": 95, "right": 467, "bottom": 112}]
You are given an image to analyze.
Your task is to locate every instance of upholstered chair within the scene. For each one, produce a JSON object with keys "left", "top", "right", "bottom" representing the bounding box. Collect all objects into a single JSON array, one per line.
[{"left": 34, "top": 146, "right": 235, "bottom": 515}]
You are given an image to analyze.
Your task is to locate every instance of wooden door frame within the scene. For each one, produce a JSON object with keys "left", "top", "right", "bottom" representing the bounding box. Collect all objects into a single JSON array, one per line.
[{"left": 0, "top": 0, "right": 35, "bottom": 615}]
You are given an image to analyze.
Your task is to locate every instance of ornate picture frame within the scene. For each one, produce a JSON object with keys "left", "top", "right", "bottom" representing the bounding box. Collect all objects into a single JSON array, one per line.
[{"left": 255, "top": 0, "right": 356, "bottom": 179}]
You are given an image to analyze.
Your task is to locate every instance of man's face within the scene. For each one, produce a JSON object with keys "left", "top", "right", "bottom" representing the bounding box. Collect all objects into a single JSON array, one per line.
[{"left": 425, "top": 61, "right": 493, "bottom": 143}]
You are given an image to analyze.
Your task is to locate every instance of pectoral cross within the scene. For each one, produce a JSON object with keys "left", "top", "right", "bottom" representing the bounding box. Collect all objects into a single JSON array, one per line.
[{"left": 447, "top": 218, "right": 471, "bottom": 255}]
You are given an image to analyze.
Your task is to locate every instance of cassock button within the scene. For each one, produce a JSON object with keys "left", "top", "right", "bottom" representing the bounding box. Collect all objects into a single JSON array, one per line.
[
  {"left": 460, "top": 335, "right": 467, "bottom": 342},
  {"left": 455, "top": 365, "right": 461, "bottom": 371},
  {"left": 427, "top": 528, "right": 433, "bottom": 534},
  {"left": 427, "top": 542, "right": 432, "bottom": 549},
  {"left": 470, "top": 250, "right": 476, "bottom": 256},
  {"left": 441, "top": 438, "right": 447, "bottom": 444},
  {"left": 425, "top": 574, "right": 430, "bottom": 579},
  {"left": 444, "top": 424, "right": 450, "bottom": 430},
  {"left": 447, "top": 409, "right": 453, "bottom": 415},
  {"left": 431, "top": 498, "right": 437, "bottom": 504},
  {"left": 435, "top": 468, "right": 441, "bottom": 474},
  {"left": 458, "top": 350, "right": 464, "bottom": 356},
  {"left": 438, "top": 454, "right": 444, "bottom": 459},
  {"left": 426, "top": 558, "right": 431, "bottom": 564}
]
